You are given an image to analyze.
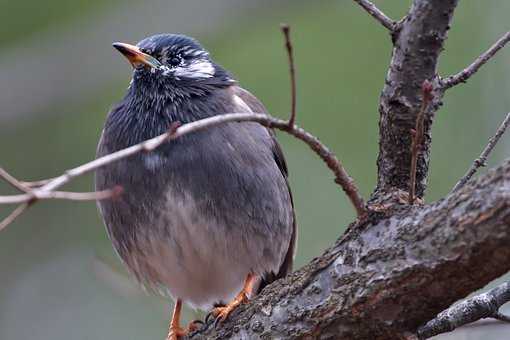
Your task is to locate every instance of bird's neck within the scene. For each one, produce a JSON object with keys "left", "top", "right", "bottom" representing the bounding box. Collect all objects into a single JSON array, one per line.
[
  {"left": 104, "top": 82, "right": 232, "bottom": 150},
  {"left": 127, "top": 81, "right": 226, "bottom": 121}
]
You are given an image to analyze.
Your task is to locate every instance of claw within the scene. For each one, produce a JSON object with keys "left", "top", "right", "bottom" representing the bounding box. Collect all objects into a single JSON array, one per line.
[
  {"left": 187, "top": 319, "right": 204, "bottom": 334},
  {"left": 204, "top": 310, "right": 216, "bottom": 325},
  {"left": 212, "top": 296, "right": 247, "bottom": 323},
  {"left": 211, "top": 273, "right": 256, "bottom": 325}
]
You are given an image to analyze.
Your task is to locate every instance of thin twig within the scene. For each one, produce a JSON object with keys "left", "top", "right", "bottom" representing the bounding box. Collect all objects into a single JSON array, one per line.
[
  {"left": 47, "top": 188, "right": 122, "bottom": 201},
  {"left": 409, "top": 80, "right": 433, "bottom": 204},
  {"left": 442, "top": 31, "right": 510, "bottom": 89},
  {"left": 451, "top": 112, "right": 510, "bottom": 192},
  {"left": 0, "top": 203, "right": 30, "bottom": 232},
  {"left": 417, "top": 281, "right": 510, "bottom": 339},
  {"left": 352, "top": 0, "right": 396, "bottom": 32},
  {"left": 19, "top": 178, "right": 56, "bottom": 188},
  {"left": 0, "top": 113, "right": 366, "bottom": 223},
  {"left": 0, "top": 167, "right": 31, "bottom": 192},
  {"left": 0, "top": 187, "right": 122, "bottom": 204},
  {"left": 281, "top": 24, "right": 297, "bottom": 128}
]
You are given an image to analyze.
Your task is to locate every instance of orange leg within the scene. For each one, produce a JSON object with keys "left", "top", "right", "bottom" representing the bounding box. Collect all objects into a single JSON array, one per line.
[
  {"left": 212, "top": 273, "right": 257, "bottom": 323},
  {"left": 166, "top": 299, "right": 189, "bottom": 340}
]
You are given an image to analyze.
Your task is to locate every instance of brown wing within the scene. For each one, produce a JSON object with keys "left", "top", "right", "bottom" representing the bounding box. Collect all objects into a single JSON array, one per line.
[{"left": 232, "top": 86, "right": 297, "bottom": 288}]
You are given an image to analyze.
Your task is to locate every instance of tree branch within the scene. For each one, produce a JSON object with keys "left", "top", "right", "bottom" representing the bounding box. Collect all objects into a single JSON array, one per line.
[
  {"left": 280, "top": 24, "right": 297, "bottom": 128},
  {"left": 374, "top": 0, "right": 459, "bottom": 201},
  {"left": 442, "top": 31, "right": 510, "bottom": 89},
  {"left": 0, "top": 188, "right": 121, "bottom": 204},
  {"left": 190, "top": 159, "right": 510, "bottom": 339},
  {"left": 451, "top": 112, "right": 510, "bottom": 192},
  {"left": 0, "top": 203, "right": 30, "bottom": 232},
  {"left": 0, "top": 113, "right": 366, "bottom": 230},
  {"left": 352, "top": 0, "right": 397, "bottom": 32},
  {"left": 417, "top": 281, "right": 510, "bottom": 339},
  {"left": 0, "top": 167, "right": 31, "bottom": 192},
  {"left": 494, "top": 311, "right": 510, "bottom": 322}
]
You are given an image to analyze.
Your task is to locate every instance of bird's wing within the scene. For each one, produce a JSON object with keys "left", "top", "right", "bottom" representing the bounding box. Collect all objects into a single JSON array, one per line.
[{"left": 232, "top": 86, "right": 297, "bottom": 288}]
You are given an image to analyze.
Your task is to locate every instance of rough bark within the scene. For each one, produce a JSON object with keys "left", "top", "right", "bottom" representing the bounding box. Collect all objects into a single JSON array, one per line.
[
  {"left": 190, "top": 160, "right": 510, "bottom": 339},
  {"left": 374, "top": 0, "right": 458, "bottom": 200},
  {"left": 417, "top": 281, "right": 510, "bottom": 339}
]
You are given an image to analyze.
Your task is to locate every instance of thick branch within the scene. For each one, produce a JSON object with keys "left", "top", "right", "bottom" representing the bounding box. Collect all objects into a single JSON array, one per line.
[
  {"left": 417, "top": 281, "right": 510, "bottom": 339},
  {"left": 191, "top": 160, "right": 510, "bottom": 339},
  {"left": 352, "top": 0, "right": 397, "bottom": 32},
  {"left": 442, "top": 31, "right": 510, "bottom": 89},
  {"left": 374, "top": 0, "right": 459, "bottom": 200}
]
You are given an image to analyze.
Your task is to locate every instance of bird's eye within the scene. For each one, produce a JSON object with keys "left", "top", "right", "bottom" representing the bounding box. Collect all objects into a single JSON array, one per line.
[{"left": 169, "top": 55, "right": 182, "bottom": 67}]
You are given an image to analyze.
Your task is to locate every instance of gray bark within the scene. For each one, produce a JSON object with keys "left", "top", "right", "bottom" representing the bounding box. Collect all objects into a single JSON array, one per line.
[
  {"left": 374, "top": 0, "right": 458, "bottom": 200},
  {"left": 417, "top": 281, "right": 510, "bottom": 339}
]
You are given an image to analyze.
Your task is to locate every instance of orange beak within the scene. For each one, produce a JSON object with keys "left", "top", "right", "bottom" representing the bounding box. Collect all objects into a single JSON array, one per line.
[{"left": 112, "top": 42, "right": 162, "bottom": 69}]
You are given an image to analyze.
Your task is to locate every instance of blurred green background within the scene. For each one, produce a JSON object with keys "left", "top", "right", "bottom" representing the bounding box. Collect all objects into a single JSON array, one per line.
[{"left": 0, "top": 1, "right": 509, "bottom": 339}]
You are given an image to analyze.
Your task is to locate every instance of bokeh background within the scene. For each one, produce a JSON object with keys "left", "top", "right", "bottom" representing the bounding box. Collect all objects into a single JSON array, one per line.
[{"left": 0, "top": 1, "right": 509, "bottom": 339}]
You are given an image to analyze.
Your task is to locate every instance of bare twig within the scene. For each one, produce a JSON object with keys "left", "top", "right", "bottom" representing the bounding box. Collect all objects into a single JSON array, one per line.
[
  {"left": 442, "top": 31, "right": 510, "bottom": 89},
  {"left": 0, "top": 203, "right": 30, "bottom": 232},
  {"left": 280, "top": 24, "right": 297, "bottom": 128},
  {"left": 409, "top": 80, "right": 433, "bottom": 204},
  {"left": 451, "top": 112, "right": 510, "bottom": 192},
  {"left": 0, "top": 188, "right": 122, "bottom": 204},
  {"left": 19, "top": 177, "right": 56, "bottom": 188},
  {"left": 417, "top": 281, "right": 510, "bottom": 339},
  {"left": 0, "top": 167, "right": 31, "bottom": 192},
  {"left": 0, "top": 113, "right": 366, "bottom": 230},
  {"left": 352, "top": 0, "right": 396, "bottom": 32}
]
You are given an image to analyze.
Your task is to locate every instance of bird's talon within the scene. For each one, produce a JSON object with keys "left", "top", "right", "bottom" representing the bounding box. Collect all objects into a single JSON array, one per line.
[
  {"left": 212, "top": 293, "right": 248, "bottom": 325},
  {"left": 204, "top": 310, "right": 216, "bottom": 325},
  {"left": 187, "top": 319, "right": 204, "bottom": 333}
]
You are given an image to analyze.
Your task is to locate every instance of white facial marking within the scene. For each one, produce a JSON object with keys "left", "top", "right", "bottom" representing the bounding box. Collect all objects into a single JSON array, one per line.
[
  {"left": 160, "top": 65, "right": 172, "bottom": 76},
  {"left": 173, "top": 59, "right": 214, "bottom": 79}
]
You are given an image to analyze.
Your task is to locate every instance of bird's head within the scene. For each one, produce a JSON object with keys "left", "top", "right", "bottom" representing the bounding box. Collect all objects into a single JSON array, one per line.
[{"left": 113, "top": 34, "right": 233, "bottom": 97}]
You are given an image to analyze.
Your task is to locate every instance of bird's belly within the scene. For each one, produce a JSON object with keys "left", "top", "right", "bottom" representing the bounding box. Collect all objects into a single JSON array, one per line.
[
  {"left": 124, "top": 216, "right": 267, "bottom": 310},
  {"left": 136, "top": 232, "right": 251, "bottom": 309},
  {"left": 97, "top": 130, "right": 293, "bottom": 310}
]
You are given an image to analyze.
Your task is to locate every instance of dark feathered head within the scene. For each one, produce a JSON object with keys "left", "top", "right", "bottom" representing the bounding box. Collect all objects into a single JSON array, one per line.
[{"left": 113, "top": 34, "right": 233, "bottom": 98}]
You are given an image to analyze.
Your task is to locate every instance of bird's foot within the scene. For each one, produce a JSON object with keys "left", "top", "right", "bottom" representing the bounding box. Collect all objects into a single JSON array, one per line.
[
  {"left": 212, "top": 291, "right": 249, "bottom": 324},
  {"left": 166, "top": 320, "right": 204, "bottom": 340},
  {"left": 166, "top": 325, "right": 188, "bottom": 340},
  {"left": 187, "top": 319, "right": 204, "bottom": 333}
]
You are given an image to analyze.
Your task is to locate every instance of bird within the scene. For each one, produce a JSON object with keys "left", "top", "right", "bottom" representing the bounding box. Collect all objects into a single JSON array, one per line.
[{"left": 94, "top": 34, "right": 296, "bottom": 340}]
